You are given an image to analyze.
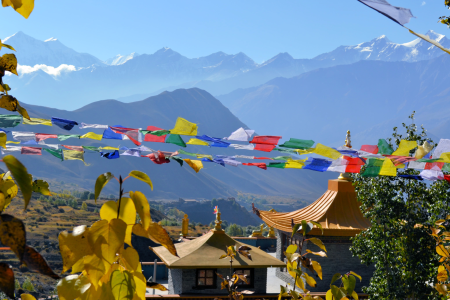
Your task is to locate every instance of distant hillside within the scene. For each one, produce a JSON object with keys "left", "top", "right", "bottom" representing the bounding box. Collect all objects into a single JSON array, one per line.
[
  {"left": 10, "top": 88, "right": 332, "bottom": 201},
  {"left": 173, "top": 198, "right": 259, "bottom": 226}
]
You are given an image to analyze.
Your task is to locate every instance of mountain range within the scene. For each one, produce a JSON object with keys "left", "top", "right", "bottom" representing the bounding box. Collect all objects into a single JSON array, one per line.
[
  {"left": 13, "top": 88, "right": 332, "bottom": 201},
  {"left": 1, "top": 30, "right": 449, "bottom": 110}
]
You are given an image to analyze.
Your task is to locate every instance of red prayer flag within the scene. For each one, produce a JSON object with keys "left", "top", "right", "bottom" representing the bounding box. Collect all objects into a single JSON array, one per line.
[
  {"left": 425, "top": 162, "right": 445, "bottom": 170},
  {"left": 249, "top": 136, "right": 282, "bottom": 145},
  {"left": 142, "top": 151, "right": 170, "bottom": 165},
  {"left": 242, "top": 163, "right": 267, "bottom": 170},
  {"left": 35, "top": 133, "right": 58, "bottom": 142},
  {"left": 360, "top": 145, "right": 379, "bottom": 154},
  {"left": 254, "top": 144, "right": 276, "bottom": 152},
  {"left": 144, "top": 126, "right": 167, "bottom": 143},
  {"left": 21, "top": 147, "right": 42, "bottom": 155},
  {"left": 384, "top": 155, "right": 417, "bottom": 166},
  {"left": 254, "top": 157, "right": 273, "bottom": 160},
  {"left": 62, "top": 145, "right": 84, "bottom": 151},
  {"left": 444, "top": 174, "right": 450, "bottom": 184}
]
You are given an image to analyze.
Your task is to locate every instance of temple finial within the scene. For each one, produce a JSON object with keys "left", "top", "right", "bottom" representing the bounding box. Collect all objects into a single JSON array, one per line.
[
  {"left": 339, "top": 130, "right": 352, "bottom": 181},
  {"left": 345, "top": 130, "right": 352, "bottom": 148},
  {"left": 181, "top": 214, "right": 189, "bottom": 238},
  {"left": 214, "top": 208, "right": 224, "bottom": 232}
]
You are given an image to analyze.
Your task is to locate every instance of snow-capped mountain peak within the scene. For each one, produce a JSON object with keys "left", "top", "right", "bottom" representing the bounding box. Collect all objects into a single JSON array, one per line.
[
  {"left": 104, "top": 52, "right": 140, "bottom": 65},
  {"left": 44, "top": 37, "right": 58, "bottom": 42}
]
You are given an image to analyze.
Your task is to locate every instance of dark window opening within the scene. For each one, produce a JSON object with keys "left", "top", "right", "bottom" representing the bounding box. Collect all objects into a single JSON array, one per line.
[
  {"left": 196, "top": 269, "right": 216, "bottom": 288},
  {"left": 234, "top": 268, "right": 254, "bottom": 288}
]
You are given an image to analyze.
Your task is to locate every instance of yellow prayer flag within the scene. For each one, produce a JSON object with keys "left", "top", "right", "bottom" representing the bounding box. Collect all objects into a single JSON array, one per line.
[
  {"left": 0, "top": 132, "right": 6, "bottom": 149},
  {"left": 80, "top": 132, "right": 103, "bottom": 141},
  {"left": 439, "top": 152, "right": 450, "bottom": 163},
  {"left": 22, "top": 117, "right": 52, "bottom": 126},
  {"left": 285, "top": 158, "right": 308, "bottom": 169},
  {"left": 6, "top": 141, "right": 20, "bottom": 144},
  {"left": 99, "top": 146, "right": 119, "bottom": 151},
  {"left": 415, "top": 141, "right": 433, "bottom": 159},
  {"left": 313, "top": 143, "right": 341, "bottom": 160},
  {"left": 409, "top": 29, "right": 450, "bottom": 56},
  {"left": 186, "top": 138, "right": 209, "bottom": 146},
  {"left": 170, "top": 117, "right": 198, "bottom": 136},
  {"left": 379, "top": 159, "right": 397, "bottom": 176},
  {"left": 295, "top": 148, "right": 315, "bottom": 155},
  {"left": 63, "top": 150, "right": 89, "bottom": 165},
  {"left": 184, "top": 159, "right": 203, "bottom": 173},
  {"left": 196, "top": 154, "right": 213, "bottom": 160},
  {"left": 392, "top": 140, "right": 417, "bottom": 156}
]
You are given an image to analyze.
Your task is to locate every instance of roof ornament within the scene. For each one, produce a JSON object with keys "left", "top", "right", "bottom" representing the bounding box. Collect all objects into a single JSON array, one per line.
[
  {"left": 214, "top": 208, "right": 224, "bottom": 232},
  {"left": 181, "top": 214, "right": 189, "bottom": 238},
  {"left": 338, "top": 130, "right": 352, "bottom": 181}
]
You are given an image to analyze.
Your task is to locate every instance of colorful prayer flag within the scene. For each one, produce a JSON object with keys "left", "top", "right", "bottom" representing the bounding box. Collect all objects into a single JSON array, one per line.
[
  {"left": 170, "top": 117, "right": 198, "bottom": 136},
  {"left": 35, "top": 133, "right": 57, "bottom": 142},
  {"left": 360, "top": 145, "right": 378, "bottom": 154},
  {"left": 392, "top": 140, "right": 417, "bottom": 156},
  {"left": 213, "top": 206, "right": 218, "bottom": 214},
  {"left": 51, "top": 117, "right": 78, "bottom": 131},
  {"left": 254, "top": 144, "right": 276, "bottom": 152},
  {"left": 184, "top": 159, "right": 203, "bottom": 173},
  {"left": 242, "top": 162, "right": 267, "bottom": 170},
  {"left": 186, "top": 138, "right": 209, "bottom": 146},
  {"left": 303, "top": 158, "right": 332, "bottom": 172},
  {"left": 313, "top": 143, "right": 341, "bottom": 160},
  {"left": 377, "top": 139, "right": 394, "bottom": 155},
  {"left": 100, "top": 150, "right": 120, "bottom": 159},
  {"left": 249, "top": 136, "right": 281, "bottom": 145},
  {"left": 62, "top": 145, "right": 84, "bottom": 151},
  {"left": 144, "top": 126, "right": 167, "bottom": 143},
  {"left": 80, "top": 132, "right": 103, "bottom": 141},
  {"left": 58, "top": 134, "right": 80, "bottom": 141},
  {"left": 166, "top": 134, "right": 186, "bottom": 147},
  {"left": 224, "top": 128, "right": 254, "bottom": 141},
  {"left": 21, "top": 147, "right": 42, "bottom": 155},
  {"left": 0, "top": 114, "right": 21, "bottom": 128},
  {"left": 43, "top": 148, "right": 63, "bottom": 161},
  {"left": 279, "top": 138, "right": 314, "bottom": 150},
  {"left": 79, "top": 123, "right": 108, "bottom": 129},
  {"left": 23, "top": 118, "right": 52, "bottom": 126},
  {"left": 63, "top": 150, "right": 88, "bottom": 165}
]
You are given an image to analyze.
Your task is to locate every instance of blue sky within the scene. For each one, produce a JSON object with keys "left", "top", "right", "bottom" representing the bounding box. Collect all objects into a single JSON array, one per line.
[{"left": 0, "top": 0, "right": 448, "bottom": 62}]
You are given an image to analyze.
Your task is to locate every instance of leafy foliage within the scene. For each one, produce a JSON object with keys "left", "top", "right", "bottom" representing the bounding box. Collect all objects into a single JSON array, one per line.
[
  {"left": 431, "top": 216, "right": 450, "bottom": 296},
  {"left": 350, "top": 113, "right": 447, "bottom": 299}
]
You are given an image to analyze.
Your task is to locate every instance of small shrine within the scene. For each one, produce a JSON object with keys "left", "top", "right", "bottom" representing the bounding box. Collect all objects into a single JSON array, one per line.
[
  {"left": 253, "top": 131, "right": 374, "bottom": 292},
  {"left": 152, "top": 209, "right": 285, "bottom": 295}
]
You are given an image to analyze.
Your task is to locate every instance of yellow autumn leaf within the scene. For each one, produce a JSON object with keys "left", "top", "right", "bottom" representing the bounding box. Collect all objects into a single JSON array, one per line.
[
  {"left": 0, "top": 53, "right": 17, "bottom": 75},
  {"left": 308, "top": 237, "right": 327, "bottom": 252},
  {"left": 287, "top": 260, "right": 298, "bottom": 278},
  {"left": 0, "top": 95, "right": 29, "bottom": 120},
  {"left": 82, "top": 254, "right": 105, "bottom": 289},
  {"left": 129, "top": 191, "right": 151, "bottom": 230},
  {"left": 148, "top": 222, "right": 178, "bottom": 257},
  {"left": 0, "top": 39, "right": 15, "bottom": 51},
  {"left": 0, "top": 173, "right": 17, "bottom": 210},
  {"left": 0, "top": 192, "right": 5, "bottom": 212},
  {"left": 128, "top": 170, "right": 153, "bottom": 191},
  {"left": 295, "top": 275, "right": 305, "bottom": 292},
  {"left": 119, "top": 247, "right": 141, "bottom": 273},
  {"left": 111, "top": 270, "right": 136, "bottom": 300},
  {"left": 100, "top": 198, "right": 136, "bottom": 246},
  {"left": 2, "top": 0, "right": 35, "bottom": 19},
  {"left": 312, "top": 261, "right": 323, "bottom": 280},
  {"left": 32, "top": 179, "right": 52, "bottom": 196},
  {"left": 133, "top": 272, "right": 147, "bottom": 299},
  {"left": 3, "top": 155, "right": 32, "bottom": 210},
  {"left": 56, "top": 274, "right": 91, "bottom": 300},
  {"left": 303, "top": 272, "right": 317, "bottom": 288},
  {"left": 58, "top": 225, "right": 93, "bottom": 274},
  {"left": 20, "top": 294, "right": 36, "bottom": 300},
  {"left": 286, "top": 245, "right": 298, "bottom": 254},
  {"left": 87, "top": 219, "right": 127, "bottom": 270},
  {"left": 94, "top": 172, "right": 114, "bottom": 203},
  {"left": 306, "top": 249, "right": 327, "bottom": 257}
]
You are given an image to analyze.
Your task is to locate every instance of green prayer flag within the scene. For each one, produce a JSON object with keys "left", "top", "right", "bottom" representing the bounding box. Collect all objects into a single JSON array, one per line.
[
  {"left": 267, "top": 162, "right": 286, "bottom": 168},
  {"left": 417, "top": 158, "right": 442, "bottom": 163},
  {"left": 274, "top": 148, "right": 297, "bottom": 154},
  {"left": 58, "top": 134, "right": 80, "bottom": 141},
  {"left": 442, "top": 163, "right": 450, "bottom": 173},
  {"left": 82, "top": 146, "right": 100, "bottom": 152},
  {"left": 165, "top": 134, "right": 186, "bottom": 147},
  {"left": 377, "top": 139, "right": 394, "bottom": 155},
  {"left": 0, "top": 114, "right": 22, "bottom": 128},
  {"left": 361, "top": 158, "right": 384, "bottom": 177},
  {"left": 178, "top": 149, "right": 196, "bottom": 157},
  {"left": 170, "top": 156, "right": 184, "bottom": 167},
  {"left": 43, "top": 148, "right": 63, "bottom": 161},
  {"left": 151, "top": 130, "right": 170, "bottom": 136},
  {"left": 279, "top": 138, "right": 314, "bottom": 149}
]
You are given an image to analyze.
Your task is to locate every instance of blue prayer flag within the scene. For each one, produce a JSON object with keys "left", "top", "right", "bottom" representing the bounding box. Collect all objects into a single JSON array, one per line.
[
  {"left": 303, "top": 158, "right": 332, "bottom": 172},
  {"left": 51, "top": 117, "right": 78, "bottom": 131},
  {"left": 100, "top": 150, "right": 120, "bottom": 159}
]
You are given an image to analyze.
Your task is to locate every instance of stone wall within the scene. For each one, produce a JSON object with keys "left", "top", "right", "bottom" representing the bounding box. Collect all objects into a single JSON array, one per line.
[
  {"left": 168, "top": 268, "right": 268, "bottom": 294},
  {"left": 275, "top": 230, "right": 374, "bottom": 293}
]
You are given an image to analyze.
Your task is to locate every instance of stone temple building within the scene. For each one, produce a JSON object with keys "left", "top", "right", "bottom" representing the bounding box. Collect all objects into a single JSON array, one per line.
[
  {"left": 152, "top": 210, "right": 285, "bottom": 295},
  {"left": 254, "top": 176, "right": 374, "bottom": 292}
]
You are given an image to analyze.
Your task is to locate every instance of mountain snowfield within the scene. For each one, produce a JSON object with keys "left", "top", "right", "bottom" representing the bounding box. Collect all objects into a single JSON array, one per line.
[{"left": 1, "top": 30, "right": 449, "bottom": 110}]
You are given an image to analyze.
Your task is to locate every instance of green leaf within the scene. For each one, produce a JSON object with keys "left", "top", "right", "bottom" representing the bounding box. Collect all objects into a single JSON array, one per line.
[
  {"left": 94, "top": 172, "right": 114, "bottom": 203},
  {"left": 32, "top": 179, "right": 51, "bottom": 196},
  {"left": 351, "top": 290, "right": 359, "bottom": 300},
  {"left": 342, "top": 274, "right": 356, "bottom": 295},
  {"left": 292, "top": 223, "right": 301, "bottom": 237},
  {"left": 301, "top": 220, "right": 313, "bottom": 236},
  {"left": 308, "top": 237, "right": 327, "bottom": 252},
  {"left": 331, "top": 284, "right": 346, "bottom": 300},
  {"left": 310, "top": 221, "right": 323, "bottom": 234},
  {"left": 128, "top": 170, "right": 153, "bottom": 191},
  {"left": 349, "top": 271, "right": 362, "bottom": 282},
  {"left": 111, "top": 270, "right": 136, "bottom": 300},
  {"left": 2, "top": 155, "right": 32, "bottom": 209},
  {"left": 330, "top": 273, "right": 341, "bottom": 286}
]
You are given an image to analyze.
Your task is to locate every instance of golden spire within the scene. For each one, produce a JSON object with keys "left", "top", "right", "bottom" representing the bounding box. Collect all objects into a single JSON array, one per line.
[
  {"left": 214, "top": 208, "right": 224, "bottom": 232},
  {"left": 338, "top": 130, "right": 352, "bottom": 181},
  {"left": 181, "top": 214, "right": 189, "bottom": 238}
]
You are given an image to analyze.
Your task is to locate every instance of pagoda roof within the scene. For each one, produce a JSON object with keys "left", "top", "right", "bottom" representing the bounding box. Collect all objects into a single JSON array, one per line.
[
  {"left": 152, "top": 230, "right": 285, "bottom": 269},
  {"left": 257, "top": 179, "right": 370, "bottom": 237}
]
